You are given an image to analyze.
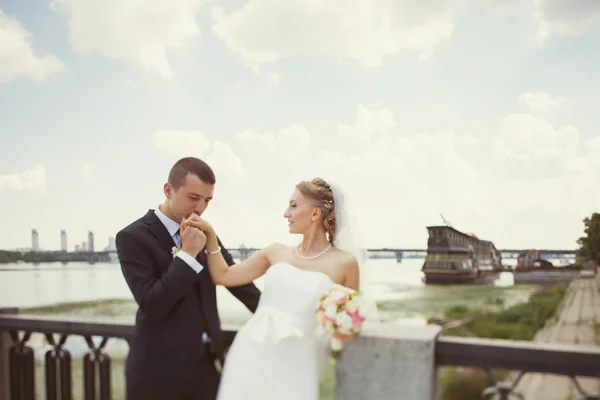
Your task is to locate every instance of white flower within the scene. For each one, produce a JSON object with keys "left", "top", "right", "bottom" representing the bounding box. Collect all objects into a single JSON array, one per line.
[
  {"left": 171, "top": 246, "right": 180, "bottom": 258},
  {"left": 324, "top": 305, "right": 338, "bottom": 320},
  {"left": 335, "top": 312, "right": 354, "bottom": 332},
  {"left": 328, "top": 290, "right": 347, "bottom": 303},
  {"left": 345, "top": 300, "right": 358, "bottom": 313}
]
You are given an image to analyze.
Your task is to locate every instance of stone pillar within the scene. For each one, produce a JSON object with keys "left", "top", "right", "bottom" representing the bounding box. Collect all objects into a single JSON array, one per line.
[
  {"left": 0, "top": 308, "right": 18, "bottom": 400},
  {"left": 336, "top": 323, "right": 441, "bottom": 400}
]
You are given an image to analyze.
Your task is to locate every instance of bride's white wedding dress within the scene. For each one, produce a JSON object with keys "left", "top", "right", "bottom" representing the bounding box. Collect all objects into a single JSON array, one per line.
[{"left": 216, "top": 261, "right": 334, "bottom": 400}]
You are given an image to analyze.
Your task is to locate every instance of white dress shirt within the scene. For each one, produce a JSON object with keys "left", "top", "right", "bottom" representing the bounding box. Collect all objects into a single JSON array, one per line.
[{"left": 154, "top": 207, "right": 204, "bottom": 274}]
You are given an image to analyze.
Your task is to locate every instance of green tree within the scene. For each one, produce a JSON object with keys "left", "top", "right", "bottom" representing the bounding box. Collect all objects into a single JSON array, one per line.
[{"left": 577, "top": 213, "right": 600, "bottom": 261}]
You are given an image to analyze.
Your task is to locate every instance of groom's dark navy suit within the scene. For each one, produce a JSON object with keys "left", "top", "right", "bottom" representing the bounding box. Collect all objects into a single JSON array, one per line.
[{"left": 116, "top": 210, "right": 261, "bottom": 400}]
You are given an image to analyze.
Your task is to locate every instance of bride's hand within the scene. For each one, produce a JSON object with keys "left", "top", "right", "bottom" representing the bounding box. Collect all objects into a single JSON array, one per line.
[{"left": 185, "top": 214, "right": 214, "bottom": 234}]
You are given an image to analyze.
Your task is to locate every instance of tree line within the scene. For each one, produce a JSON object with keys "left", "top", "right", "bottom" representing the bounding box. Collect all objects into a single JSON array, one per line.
[{"left": 576, "top": 212, "right": 600, "bottom": 263}]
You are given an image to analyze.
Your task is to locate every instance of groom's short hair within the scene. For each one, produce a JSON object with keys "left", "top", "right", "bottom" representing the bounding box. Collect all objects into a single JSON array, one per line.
[{"left": 168, "top": 157, "right": 216, "bottom": 189}]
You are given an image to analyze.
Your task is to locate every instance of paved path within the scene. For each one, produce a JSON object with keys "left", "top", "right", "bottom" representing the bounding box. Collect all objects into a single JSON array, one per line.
[{"left": 513, "top": 276, "right": 600, "bottom": 399}]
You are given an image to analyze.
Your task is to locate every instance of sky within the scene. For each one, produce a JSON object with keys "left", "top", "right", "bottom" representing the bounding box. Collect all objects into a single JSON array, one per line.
[{"left": 0, "top": 0, "right": 599, "bottom": 252}]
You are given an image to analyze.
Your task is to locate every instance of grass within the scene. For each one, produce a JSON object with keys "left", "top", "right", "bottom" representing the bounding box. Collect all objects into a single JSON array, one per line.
[
  {"left": 438, "top": 368, "right": 508, "bottom": 400},
  {"left": 319, "top": 361, "right": 337, "bottom": 400},
  {"left": 376, "top": 284, "right": 538, "bottom": 321},
  {"left": 442, "top": 283, "right": 568, "bottom": 340},
  {"left": 437, "top": 283, "right": 569, "bottom": 400},
  {"left": 22, "top": 298, "right": 137, "bottom": 317},
  {"left": 32, "top": 356, "right": 127, "bottom": 400}
]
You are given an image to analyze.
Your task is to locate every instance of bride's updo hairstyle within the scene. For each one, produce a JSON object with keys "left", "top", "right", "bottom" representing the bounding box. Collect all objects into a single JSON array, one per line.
[{"left": 296, "top": 178, "right": 336, "bottom": 244}]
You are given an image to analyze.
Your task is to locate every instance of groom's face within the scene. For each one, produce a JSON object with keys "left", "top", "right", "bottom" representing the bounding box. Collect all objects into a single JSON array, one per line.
[{"left": 166, "top": 173, "right": 214, "bottom": 222}]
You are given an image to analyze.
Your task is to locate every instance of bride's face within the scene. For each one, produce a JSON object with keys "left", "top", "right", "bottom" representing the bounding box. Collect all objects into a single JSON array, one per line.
[{"left": 283, "top": 189, "right": 317, "bottom": 234}]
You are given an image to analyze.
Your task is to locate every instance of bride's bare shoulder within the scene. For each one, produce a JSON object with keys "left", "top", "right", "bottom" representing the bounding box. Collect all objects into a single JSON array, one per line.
[
  {"left": 330, "top": 248, "right": 359, "bottom": 289},
  {"left": 331, "top": 247, "right": 359, "bottom": 269},
  {"left": 264, "top": 242, "right": 291, "bottom": 256}
]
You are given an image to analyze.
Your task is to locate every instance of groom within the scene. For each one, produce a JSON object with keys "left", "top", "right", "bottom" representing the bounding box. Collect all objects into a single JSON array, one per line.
[{"left": 116, "top": 157, "right": 261, "bottom": 400}]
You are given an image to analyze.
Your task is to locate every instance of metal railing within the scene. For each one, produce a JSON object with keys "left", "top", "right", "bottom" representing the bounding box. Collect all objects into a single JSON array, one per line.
[
  {"left": 1, "top": 312, "right": 599, "bottom": 400},
  {"left": 436, "top": 336, "right": 600, "bottom": 399}
]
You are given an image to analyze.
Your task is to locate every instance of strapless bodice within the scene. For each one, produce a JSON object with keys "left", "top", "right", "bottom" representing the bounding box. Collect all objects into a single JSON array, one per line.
[{"left": 240, "top": 262, "right": 334, "bottom": 344}]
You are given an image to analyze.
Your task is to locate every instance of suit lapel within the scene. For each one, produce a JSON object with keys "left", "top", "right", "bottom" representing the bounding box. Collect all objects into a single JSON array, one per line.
[{"left": 143, "top": 210, "right": 176, "bottom": 253}]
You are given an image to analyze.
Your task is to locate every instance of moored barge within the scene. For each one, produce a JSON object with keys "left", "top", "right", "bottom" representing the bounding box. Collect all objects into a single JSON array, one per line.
[{"left": 421, "top": 225, "right": 502, "bottom": 284}]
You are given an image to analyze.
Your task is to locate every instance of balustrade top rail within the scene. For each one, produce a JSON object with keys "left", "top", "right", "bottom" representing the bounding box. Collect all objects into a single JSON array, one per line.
[
  {"left": 1, "top": 313, "right": 599, "bottom": 378},
  {"left": 436, "top": 335, "right": 600, "bottom": 378}
]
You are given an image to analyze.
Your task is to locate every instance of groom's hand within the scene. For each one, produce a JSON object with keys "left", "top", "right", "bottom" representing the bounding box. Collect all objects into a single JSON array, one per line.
[
  {"left": 185, "top": 214, "right": 213, "bottom": 234},
  {"left": 180, "top": 219, "right": 206, "bottom": 258}
]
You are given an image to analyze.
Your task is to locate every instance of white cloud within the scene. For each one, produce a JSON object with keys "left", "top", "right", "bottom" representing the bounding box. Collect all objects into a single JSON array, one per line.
[
  {"left": 0, "top": 10, "right": 65, "bottom": 83},
  {"left": 267, "top": 73, "right": 279, "bottom": 86},
  {"left": 337, "top": 104, "right": 396, "bottom": 147},
  {"left": 153, "top": 131, "right": 249, "bottom": 213},
  {"left": 491, "top": 113, "right": 579, "bottom": 178},
  {"left": 153, "top": 130, "right": 212, "bottom": 158},
  {"left": 50, "top": 0, "right": 206, "bottom": 79},
  {"left": 211, "top": 0, "right": 464, "bottom": 69},
  {"left": 534, "top": 0, "right": 600, "bottom": 41},
  {"left": 180, "top": 103, "right": 596, "bottom": 249},
  {"left": 149, "top": 101, "right": 598, "bottom": 249},
  {"left": 518, "top": 92, "right": 563, "bottom": 112},
  {"left": 205, "top": 141, "right": 248, "bottom": 183},
  {"left": 0, "top": 164, "right": 46, "bottom": 192},
  {"left": 80, "top": 163, "right": 95, "bottom": 183},
  {"left": 236, "top": 124, "right": 311, "bottom": 161}
]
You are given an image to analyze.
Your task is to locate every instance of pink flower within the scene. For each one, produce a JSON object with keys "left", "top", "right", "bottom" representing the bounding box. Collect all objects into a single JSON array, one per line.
[{"left": 349, "top": 310, "right": 366, "bottom": 327}]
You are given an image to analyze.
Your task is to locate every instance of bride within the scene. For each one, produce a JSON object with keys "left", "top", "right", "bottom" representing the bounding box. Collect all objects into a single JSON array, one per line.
[{"left": 184, "top": 178, "right": 376, "bottom": 400}]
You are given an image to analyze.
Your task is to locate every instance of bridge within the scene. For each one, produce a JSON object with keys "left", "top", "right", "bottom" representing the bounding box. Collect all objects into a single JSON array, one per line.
[
  {"left": 227, "top": 247, "right": 578, "bottom": 262},
  {"left": 22, "top": 247, "right": 577, "bottom": 265}
]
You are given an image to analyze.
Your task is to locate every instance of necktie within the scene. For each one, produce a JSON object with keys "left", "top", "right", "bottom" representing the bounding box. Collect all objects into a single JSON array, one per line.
[{"left": 174, "top": 229, "right": 181, "bottom": 248}]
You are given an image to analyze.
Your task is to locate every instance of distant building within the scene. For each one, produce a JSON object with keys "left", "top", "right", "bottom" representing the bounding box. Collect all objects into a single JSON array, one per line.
[
  {"left": 81, "top": 242, "right": 88, "bottom": 252},
  {"left": 516, "top": 250, "right": 539, "bottom": 269},
  {"left": 88, "top": 231, "right": 95, "bottom": 252},
  {"left": 60, "top": 230, "right": 68, "bottom": 252},
  {"left": 75, "top": 244, "right": 80, "bottom": 252},
  {"left": 107, "top": 236, "right": 116, "bottom": 251},
  {"left": 31, "top": 229, "right": 39, "bottom": 252}
]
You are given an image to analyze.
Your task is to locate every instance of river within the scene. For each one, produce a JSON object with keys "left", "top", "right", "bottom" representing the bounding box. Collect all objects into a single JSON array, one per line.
[{"left": 0, "top": 257, "right": 536, "bottom": 325}]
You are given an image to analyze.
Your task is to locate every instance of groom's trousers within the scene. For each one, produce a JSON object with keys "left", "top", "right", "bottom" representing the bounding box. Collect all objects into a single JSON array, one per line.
[{"left": 126, "top": 348, "right": 221, "bottom": 400}]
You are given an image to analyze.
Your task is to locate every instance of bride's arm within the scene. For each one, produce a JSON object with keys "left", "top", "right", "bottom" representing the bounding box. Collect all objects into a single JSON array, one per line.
[
  {"left": 205, "top": 233, "right": 282, "bottom": 286},
  {"left": 185, "top": 216, "right": 280, "bottom": 286}
]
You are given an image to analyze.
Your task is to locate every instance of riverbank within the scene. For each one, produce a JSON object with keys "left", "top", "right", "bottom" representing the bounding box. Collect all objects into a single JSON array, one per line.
[
  {"left": 18, "top": 283, "right": 539, "bottom": 325},
  {"left": 437, "top": 282, "right": 570, "bottom": 400},
  {"left": 0, "top": 250, "right": 111, "bottom": 264}
]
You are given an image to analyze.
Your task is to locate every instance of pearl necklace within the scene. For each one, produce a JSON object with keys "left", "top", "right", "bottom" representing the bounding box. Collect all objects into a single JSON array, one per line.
[{"left": 295, "top": 243, "right": 332, "bottom": 260}]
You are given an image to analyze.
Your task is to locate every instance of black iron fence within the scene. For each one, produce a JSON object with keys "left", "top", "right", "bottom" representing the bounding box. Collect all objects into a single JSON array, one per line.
[{"left": 1, "top": 311, "right": 599, "bottom": 400}]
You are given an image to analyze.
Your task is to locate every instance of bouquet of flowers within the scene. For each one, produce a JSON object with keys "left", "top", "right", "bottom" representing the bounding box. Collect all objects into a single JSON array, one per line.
[{"left": 315, "top": 284, "right": 366, "bottom": 359}]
